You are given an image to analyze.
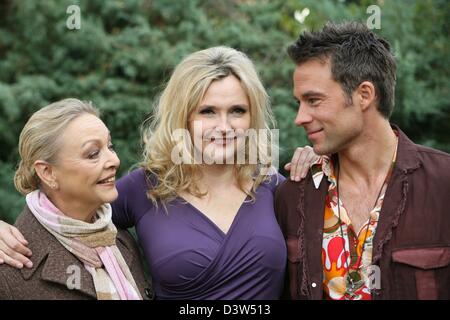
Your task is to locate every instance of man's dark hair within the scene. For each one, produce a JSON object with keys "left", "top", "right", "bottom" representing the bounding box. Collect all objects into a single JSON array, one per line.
[{"left": 287, "top": 21, "right": 396, "bottom": 118}]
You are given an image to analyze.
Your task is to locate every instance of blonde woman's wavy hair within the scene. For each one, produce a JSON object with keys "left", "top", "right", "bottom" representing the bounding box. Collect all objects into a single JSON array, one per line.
[
  {"left": 142, "top": 46, "right": 277, "bottom": 205},
  {"left": 14, "top": 98, "right": 99, "bottom": 195}
]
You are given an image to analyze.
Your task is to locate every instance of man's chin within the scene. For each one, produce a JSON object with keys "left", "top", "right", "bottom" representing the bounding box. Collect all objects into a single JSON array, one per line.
[{"left": 312, "top": 144, "right": 329, "bottom": 156}]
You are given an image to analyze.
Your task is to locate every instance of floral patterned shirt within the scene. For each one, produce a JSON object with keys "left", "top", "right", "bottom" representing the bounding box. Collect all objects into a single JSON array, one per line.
[{"left": 311, "top": 142, "right": 397, "bottom": 300}]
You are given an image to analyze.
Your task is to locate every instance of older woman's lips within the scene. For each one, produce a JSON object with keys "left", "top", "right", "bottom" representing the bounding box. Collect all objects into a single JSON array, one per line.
[{"left": 97, "top": 176, "right": 116, "bottom": 186}]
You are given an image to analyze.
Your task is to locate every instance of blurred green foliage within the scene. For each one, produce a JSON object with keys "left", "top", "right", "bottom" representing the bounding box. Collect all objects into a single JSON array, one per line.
[{"left": 0, "top": 0, "right": 448, "bottom": 223}]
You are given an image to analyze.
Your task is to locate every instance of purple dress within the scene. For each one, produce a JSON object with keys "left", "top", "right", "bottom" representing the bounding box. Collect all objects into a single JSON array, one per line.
[{"left": 111, "top": 168, "right": 286, "bottom": 300}]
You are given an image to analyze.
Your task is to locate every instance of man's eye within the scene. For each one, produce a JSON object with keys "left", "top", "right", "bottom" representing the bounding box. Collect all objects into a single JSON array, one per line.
[
  {"left": 309, "top": 98, "right": 320, "bottom": 106},
  {"left": 108, "top": 143, "right": 115, "bottom": 152}
]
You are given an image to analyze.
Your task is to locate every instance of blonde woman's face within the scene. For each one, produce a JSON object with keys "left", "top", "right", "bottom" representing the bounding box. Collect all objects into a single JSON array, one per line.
[
  {"left": 188, "top": 75, "right": 251, "bottom": 165},
  {"left": 51, "top": 113, "right": 120, "bottom": 212}
]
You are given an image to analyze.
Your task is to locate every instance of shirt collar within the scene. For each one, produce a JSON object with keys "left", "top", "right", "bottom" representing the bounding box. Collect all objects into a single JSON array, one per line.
[{"left": 310, "top": 155, "right": 334, "bottom": 189}]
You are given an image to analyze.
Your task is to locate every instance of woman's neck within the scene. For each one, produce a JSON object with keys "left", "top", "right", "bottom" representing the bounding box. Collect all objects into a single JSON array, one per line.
[
  {"left": 196, "top": 164, "right": 237, "bottom": 190},
  {"left": 46, "top": 192, "right": 97, "bottom": 223}
]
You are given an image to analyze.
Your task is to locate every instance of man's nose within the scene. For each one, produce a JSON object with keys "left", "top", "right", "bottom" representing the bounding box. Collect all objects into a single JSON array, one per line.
[{"left": 294, "top": 105, "right": 313, "bottom": 127}]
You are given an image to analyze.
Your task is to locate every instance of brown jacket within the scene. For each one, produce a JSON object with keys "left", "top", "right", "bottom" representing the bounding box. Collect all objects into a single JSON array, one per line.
[
  {"left": 275, "top": 126, "right": 450, "bottom": 300},
  {"left": 0, "top": 206, "right": 154, "bottom": 300}
]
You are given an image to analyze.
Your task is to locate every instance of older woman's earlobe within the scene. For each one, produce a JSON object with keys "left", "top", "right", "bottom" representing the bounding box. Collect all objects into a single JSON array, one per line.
[{"left": 33, "top": 160, "right": 58, "bottom": 191}]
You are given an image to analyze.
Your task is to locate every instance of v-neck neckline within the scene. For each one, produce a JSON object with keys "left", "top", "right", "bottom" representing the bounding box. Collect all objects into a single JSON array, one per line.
[{"left": 177, "top": 195, "right": 249, "bottom": 237}]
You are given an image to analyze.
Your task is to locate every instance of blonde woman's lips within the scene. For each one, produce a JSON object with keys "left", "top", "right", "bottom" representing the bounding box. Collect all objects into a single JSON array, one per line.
[{"left": 209, "top": 137, "right": 236, "bottom": 146}]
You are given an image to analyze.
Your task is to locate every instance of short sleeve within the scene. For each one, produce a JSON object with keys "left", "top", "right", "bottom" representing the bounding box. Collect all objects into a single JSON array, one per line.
[
  {"left": 264, "top": 171, "right": 287, "bottom": 195},
  {"left": 111, "top": 168, "right": 151, "bottom": 229}
]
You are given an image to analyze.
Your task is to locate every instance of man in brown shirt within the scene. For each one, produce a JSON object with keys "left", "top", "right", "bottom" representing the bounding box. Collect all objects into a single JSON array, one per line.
[{"left": 275, "top": 21, "right": 450, "bottom": 300}]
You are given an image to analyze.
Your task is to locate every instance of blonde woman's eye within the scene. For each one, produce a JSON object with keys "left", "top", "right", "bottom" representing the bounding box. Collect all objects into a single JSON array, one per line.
[
  {"left": 199, "top": 108, "right": 214, "bottom": 115},
  {"left": 232, "top": 107, "right": 247, "bottom": 114}
]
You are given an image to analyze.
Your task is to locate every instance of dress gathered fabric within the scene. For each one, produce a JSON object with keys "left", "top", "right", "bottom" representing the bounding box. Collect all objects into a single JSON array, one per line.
[{"left": 112, "top": 168, "right": 286, "bottom": 300}]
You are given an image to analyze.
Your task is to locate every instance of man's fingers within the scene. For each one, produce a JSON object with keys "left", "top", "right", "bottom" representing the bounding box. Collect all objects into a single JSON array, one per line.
[
  {"left": 290, "top": 148, "right": 302, "bottom": 180},
  {"left": 301, "top": 148, "right": 317, "bottom": 178},
  {"left": 297, "top": 150, "right": 309, "bottom": 179},
  {"left": 306, "top": 151, "right": 320, "bottom": 167},
  {"left": 284, "top": 162, "right": 292, "bottom": 171},
  {"left": 290, "top": 146, "right": 319, "bottom": 181}
]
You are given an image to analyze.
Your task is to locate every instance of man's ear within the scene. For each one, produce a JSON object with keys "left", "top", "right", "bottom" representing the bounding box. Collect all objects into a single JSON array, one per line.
[
  {"left": 356, "top": 81, "right": 377, "bottom": 112},
  {"left": 34, "top": 160, "right": 58, "bottom": 190}
]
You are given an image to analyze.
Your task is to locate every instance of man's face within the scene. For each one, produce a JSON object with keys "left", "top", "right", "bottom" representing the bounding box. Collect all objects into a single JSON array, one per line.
[{"left": 292, "top": 58, "right": 364, "bottom": 155}]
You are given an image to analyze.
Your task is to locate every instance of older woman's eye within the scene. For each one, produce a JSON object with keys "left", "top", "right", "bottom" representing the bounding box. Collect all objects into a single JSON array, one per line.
[
  {"left": 88, "top": 150, "right": 100, "bottom": 159},
  {"left": 108, "top": 143, "right": 115, "bottom": 152}
]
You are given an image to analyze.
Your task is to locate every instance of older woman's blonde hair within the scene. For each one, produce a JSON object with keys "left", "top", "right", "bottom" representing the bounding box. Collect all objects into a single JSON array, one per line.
[
  {"left": 14, "top": 98, "right": 99, "bottom": 195},
  {"left": 142, "top": 46, "right": 277, "bottom": 204}
]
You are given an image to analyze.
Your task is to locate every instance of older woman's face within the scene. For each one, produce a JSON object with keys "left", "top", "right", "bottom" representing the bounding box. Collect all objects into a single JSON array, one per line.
[
  {"left": 51, "top": 113, "right": 120, "bottom": 211},
  {"left": 188, "top": 75, "right": 251, "bottom": 164}
]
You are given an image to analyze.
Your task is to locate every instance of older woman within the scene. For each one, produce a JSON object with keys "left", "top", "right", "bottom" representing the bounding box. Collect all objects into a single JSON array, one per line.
[
  {"left": 0, "top": 99, "right": 151, "bottom": 300},
  {"left": 0, "top": 48, "right": 317, "bottom": 299}
]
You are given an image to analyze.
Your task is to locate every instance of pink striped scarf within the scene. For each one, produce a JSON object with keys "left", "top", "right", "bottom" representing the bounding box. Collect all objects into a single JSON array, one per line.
[{"left": 26, "top": 190, "right": 142, "bottom": 300}]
